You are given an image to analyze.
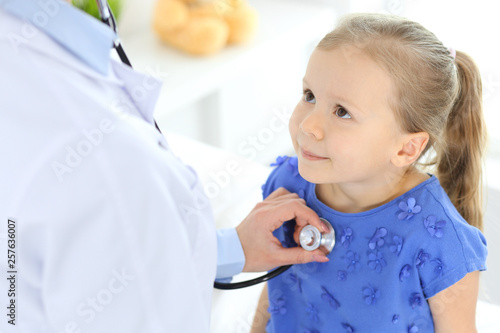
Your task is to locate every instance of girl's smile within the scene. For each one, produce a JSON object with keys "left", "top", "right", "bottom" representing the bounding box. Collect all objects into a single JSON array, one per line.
[
  {"left": 289, "top": 46, "right": 428, "bottom": 213},
  {"left": 300, "top": 148, "right": 328, "bottom": 161}
]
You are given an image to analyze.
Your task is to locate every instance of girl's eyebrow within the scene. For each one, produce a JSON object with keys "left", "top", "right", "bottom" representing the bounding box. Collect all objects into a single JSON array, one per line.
[{"left": 302, "top": 78, "right": 363, "bottom": 114}]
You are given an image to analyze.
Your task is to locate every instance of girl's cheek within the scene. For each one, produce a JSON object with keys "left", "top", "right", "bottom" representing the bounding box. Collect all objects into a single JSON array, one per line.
[{"left": 289, "top": 113, "right": 300, "bottom": 136}]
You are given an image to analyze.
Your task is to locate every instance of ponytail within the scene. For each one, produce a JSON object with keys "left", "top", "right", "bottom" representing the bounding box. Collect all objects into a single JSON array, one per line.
[
  {"left": 317, "top": 14, "right": 487, "bottom": 230},
  {"left": 437, "top": 51, "right": 487, "bottom": 230}
]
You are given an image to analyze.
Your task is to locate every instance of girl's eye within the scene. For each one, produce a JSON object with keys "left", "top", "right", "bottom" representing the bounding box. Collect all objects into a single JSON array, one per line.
[
  {"left": 335, "top": 106, "right": 352, "bottom": 119},
  {"left": 303, "top": 90, "right": 316, "bottom": 103}
]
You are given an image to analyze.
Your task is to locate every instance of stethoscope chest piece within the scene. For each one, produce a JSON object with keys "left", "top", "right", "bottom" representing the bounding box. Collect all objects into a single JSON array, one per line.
[
  {"left": 299, "top": 218, "right": 336, "bottom": 254},
  {"left": 214, "top": 217, "right": 336, "bottom": 290}
]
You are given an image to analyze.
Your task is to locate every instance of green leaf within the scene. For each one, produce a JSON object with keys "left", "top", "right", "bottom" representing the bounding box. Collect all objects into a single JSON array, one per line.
[{"left": 72, "top": 0, "right": 122, "bottom": 22}]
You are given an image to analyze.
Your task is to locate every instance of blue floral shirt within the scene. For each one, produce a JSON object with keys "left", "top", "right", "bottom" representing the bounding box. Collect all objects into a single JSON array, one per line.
[{"left": 263, "top": 156, "right": 487, "bottom": 333}]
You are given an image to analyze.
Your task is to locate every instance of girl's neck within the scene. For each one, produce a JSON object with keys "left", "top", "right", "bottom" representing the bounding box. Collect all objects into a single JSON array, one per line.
[{"left": 315, "top": 168, "right": 430, "bottom": 214}]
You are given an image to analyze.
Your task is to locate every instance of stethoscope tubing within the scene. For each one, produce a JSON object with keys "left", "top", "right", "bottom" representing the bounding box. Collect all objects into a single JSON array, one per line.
[
  {"left": 213, "top": 265, "right": 292, "bottom": 290},
  {"left": 97, "top": 0, "right": 161, "bottom": 133},
  {"left": 214, "top": 218, "right": 336, "bottom": 289}
]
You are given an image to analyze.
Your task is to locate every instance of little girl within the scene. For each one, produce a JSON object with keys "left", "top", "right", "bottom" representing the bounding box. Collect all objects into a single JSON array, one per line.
[{"left": 251, "top": 13, "right": 488, "bottom": 333}]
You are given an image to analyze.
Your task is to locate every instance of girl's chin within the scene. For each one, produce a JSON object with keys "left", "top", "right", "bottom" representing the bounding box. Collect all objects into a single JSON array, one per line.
[{"left": 297, "top": 165, "right": 326, "bottom": 183}]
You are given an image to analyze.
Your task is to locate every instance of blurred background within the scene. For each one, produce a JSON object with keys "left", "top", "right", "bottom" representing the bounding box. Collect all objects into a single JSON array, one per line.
[
  {"left": 114, "top": 0, "right": 500, "bottom": 166},
  {"left": 106, "top": 0, "right": 499, "bottom": 331}
]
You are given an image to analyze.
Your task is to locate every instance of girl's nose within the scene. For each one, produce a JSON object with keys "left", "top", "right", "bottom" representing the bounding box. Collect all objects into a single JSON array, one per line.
[{"left": 299, "top": 107, "right": 324, "bottom": 141}]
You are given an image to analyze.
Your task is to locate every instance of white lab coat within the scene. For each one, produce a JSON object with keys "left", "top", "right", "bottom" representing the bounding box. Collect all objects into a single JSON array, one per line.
[{"left": 0, "top": 4, "right": 216, "bottom": 332}]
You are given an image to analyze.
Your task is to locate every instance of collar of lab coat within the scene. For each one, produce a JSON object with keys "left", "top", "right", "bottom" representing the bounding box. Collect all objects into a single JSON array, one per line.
[
  {"left": 0, "top": 0, "right": 115, "bottom": 76},
  {"left": 110, "top": 59, "right": 163, "bottom": 127},
  {"left": 1, "top": 0, "right": 162, "bottom": 127}
]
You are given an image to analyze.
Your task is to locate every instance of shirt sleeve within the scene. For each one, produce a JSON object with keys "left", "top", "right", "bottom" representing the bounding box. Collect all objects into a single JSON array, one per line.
[
  {"left": 216, "top": 228, "right": 246, "bottom": 280},
  {"left": 418, "top": 214, "right": 488, "bottom": 299}
]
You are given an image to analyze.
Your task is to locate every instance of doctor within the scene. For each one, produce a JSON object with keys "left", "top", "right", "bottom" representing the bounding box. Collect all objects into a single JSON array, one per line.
[{"left": 0, "top": 0, "right": 328, "bottom": 332}]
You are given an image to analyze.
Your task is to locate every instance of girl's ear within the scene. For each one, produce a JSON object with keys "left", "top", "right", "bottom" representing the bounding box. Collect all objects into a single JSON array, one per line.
[{"left": 391, "top": 132, "right": 429, "bottom": 167}]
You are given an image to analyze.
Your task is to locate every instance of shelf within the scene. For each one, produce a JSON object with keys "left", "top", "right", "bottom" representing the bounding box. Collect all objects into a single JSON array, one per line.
[{"left": 120, "top": 0, "right": 337, "bottom": 114}]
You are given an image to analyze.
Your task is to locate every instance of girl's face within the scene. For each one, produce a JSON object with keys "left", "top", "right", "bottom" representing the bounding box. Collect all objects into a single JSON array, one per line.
[{"left": 289, "top": 46, "right": 405, "bottom": 186}]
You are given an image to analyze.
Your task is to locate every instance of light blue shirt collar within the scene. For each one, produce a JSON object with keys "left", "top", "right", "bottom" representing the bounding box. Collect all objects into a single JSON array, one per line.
[{"left": 0, "top": 0, "right": 116, "bottom": 75}]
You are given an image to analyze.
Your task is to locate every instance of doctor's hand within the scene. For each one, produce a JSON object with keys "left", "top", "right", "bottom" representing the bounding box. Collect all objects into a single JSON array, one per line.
[{"left": 236, "top": 187, "right": 329, "bottom": 272}]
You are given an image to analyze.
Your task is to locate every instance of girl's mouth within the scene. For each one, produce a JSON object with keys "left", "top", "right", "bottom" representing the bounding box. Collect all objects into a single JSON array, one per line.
[{"left": 301, "top": 149, "right": 328, "bottom": 161}]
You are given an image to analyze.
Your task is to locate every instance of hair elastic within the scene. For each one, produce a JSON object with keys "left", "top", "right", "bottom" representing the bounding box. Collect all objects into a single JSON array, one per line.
[{"left": 448, "top": 47, "right": 456, "bottom": 60}]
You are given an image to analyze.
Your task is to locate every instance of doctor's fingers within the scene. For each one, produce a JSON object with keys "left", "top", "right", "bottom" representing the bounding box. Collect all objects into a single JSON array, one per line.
[
  {"left": 264, "top": 188, "right": 325, "bottom": 232},
  {"left": 261, "top": 198, "right": 325, "bottom": 233},
  {"left": 293, "top": 225, "right": 303, "bottom": 245},
  {"left": 292, "top": 219, "right": 329, "bottom": 245},
  {"left": 273, "top": 246, "right": 329, "bottom": 267}
]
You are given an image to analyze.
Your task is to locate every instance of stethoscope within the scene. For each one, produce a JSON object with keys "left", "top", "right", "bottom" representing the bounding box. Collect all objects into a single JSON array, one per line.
[
  {"left": 95, "top": 0, "right": 163, "bottom": 132},
  {"left": 214, "top": 219, "right": 336, "bottom": 290},
  {"left": 95, "top": 0, "right": 336, "bottom": 290}
]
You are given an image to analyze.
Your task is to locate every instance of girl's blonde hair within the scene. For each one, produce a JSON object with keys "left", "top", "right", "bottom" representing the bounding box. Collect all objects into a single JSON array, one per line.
[{"left": 317, "top": 13, "right": 487, "bottom": 230}]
